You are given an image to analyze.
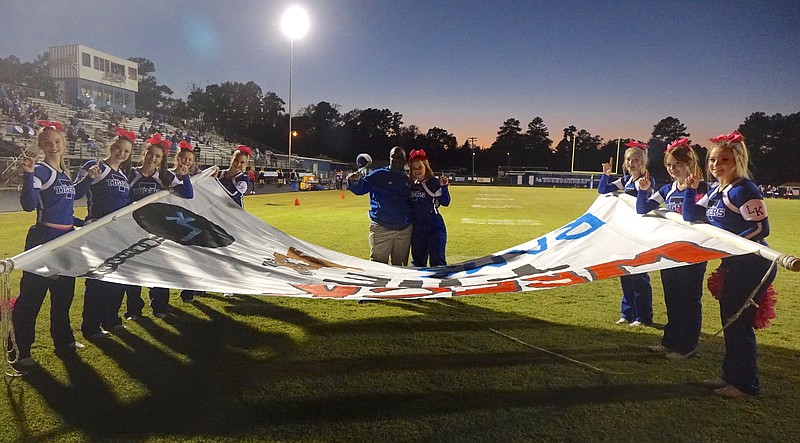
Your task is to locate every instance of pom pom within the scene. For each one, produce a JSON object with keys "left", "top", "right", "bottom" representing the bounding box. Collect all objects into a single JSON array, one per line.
[
  {"left": 707, "top": 265, "right": 727, "bottom": 300},
  {"left": 754, "top": 285, "right": 777, "bottom": 329}
]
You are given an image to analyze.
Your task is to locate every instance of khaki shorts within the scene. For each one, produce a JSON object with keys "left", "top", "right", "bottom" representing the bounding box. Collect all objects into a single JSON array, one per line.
[{"left": 368, "top": 222, "right": 411, "bottom": 266}]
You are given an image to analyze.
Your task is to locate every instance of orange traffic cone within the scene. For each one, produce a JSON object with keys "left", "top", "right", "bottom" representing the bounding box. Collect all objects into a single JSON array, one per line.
[
  {"left": 340, "top": 192, "right": 345, "bottom": 199},
  {"left": 294, "top": 198, "right": 300, "bottom": 206}
]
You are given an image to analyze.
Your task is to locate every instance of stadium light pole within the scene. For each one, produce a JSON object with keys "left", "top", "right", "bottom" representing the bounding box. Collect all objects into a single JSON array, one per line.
[
  {"left": 281, "top": 5, "right": 309, "bottom": 169},
  {"left": 472, "top": 151, "right": 475, "bottom": 180}
]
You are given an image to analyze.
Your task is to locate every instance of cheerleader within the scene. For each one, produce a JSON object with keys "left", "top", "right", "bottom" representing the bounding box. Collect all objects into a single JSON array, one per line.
[
  {"left": 217, "top": 145, "right": 252, "bottom": 208},
  {"left": 407, "top": 149, "right": 450, "bottom": 267},
  {"left": 171, "top": 141, "right": 204, "bottom": 302},
  {"left": 9, "top": 121, "right": 85, "bottom": 368},
  {"left": 683, "top": 130, "right": 776, "bottom": 398},
  {"left": 124, "top": 134, "right": 193, "bottom": 319},
  {"left": 74, "top": 128, "right": 134, "bottom": 339},
  {"left": 598, "top": 141, "right": 656, "bottom": 327},
  {"left": 216, "top": 145, "right": 252, "bottom": 298},
  {"left": 636, "top": 138, "right": 708, "bottom": 360}
]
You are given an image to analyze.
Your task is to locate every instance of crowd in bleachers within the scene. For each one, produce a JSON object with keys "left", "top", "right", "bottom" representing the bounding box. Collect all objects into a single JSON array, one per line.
[{"left": 1, "top": 85, "right": 264, "bottom": 182}]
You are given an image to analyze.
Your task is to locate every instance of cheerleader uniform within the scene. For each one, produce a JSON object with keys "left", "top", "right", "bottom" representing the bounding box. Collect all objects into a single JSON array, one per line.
[
  {"left": 74, "top": 160, "right": 131, "bottom": 338},
  {"left": 683, "top": 178, "right": 775, "bottom": 395},
  {"left": 409, "top": 177, "right": 450, "bottom": 267},
  {"left": 217, "top": 170, "right": 249, "bottom": 208},
  {"left": 599, "top": 172, "right": 656, "bottom": 325},
  {"left": 637, "top": 181, "right": 709, "bottom": 355},
  {"left": 11, "top": 162, "right": 85, "bottom": 361},
  {"left": 124, "top": 168, "right": 193, "bottom": 318}
]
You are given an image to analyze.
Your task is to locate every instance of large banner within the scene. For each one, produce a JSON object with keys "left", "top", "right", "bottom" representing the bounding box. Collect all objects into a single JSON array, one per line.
[{"left": 8, "top": 170, "right": 760, "bottom": 300}]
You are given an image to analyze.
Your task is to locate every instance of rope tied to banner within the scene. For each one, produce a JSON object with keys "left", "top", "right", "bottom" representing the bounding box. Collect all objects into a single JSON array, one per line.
[
  {"left": 1, "top": 259, "right": 22, "bottom": 377},
  {"left": 491, "top": 257, "right": 781, "bottom": 374}
]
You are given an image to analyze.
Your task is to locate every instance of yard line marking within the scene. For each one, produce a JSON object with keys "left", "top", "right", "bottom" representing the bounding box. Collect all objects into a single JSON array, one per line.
[
  {"left": 461, "top": 218, "right": 541, "bottom": 226},
  {"left": 474, "top": 197, "right": 514, "bottom": 201},
  {"left": 470, "top": 205, "right": 523, "bottom": 209}
]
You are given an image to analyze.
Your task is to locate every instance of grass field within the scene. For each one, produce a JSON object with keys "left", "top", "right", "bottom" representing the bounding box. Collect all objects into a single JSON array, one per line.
[{"left": 1, "top": 186, "right": 799, "bottom": 442}]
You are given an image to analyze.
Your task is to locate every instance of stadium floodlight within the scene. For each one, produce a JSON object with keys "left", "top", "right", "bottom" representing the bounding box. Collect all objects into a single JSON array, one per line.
[{"left": 281, "top": 5, "right": 309, "bottom": 169}]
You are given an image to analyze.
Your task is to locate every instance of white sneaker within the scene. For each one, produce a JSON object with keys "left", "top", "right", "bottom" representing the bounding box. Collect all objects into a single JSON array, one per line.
[
  {"left": 66, "top": 341, "right": 86, "bottom": 351},
  {"left": 629, "top": 320, "right": 647, "bottom": 328},
  {"left": 223, "top": 293, "right": 234, "bottom": 298},
  {"left": 648, "top": 344, "right": 669, "bottom": 353},
  {"left": 665, "top": 352, "right": 684, "bottom": 361},
  {"left": 615, "top": 318, "right": 629, "bottom": 325}
]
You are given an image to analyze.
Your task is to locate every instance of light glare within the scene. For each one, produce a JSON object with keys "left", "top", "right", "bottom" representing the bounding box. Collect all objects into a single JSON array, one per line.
[{"left": 281, "top": 6, "right": 309, "bottom": 39}]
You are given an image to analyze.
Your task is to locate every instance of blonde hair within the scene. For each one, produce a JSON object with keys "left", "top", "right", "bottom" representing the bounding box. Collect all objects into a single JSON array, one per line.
[
  {"left": 623, "top": 147, "right": 648, "bottom": 177},
  {"left": 37, "top": 127, "right": 71, "bottom": 178},
  {"left": 709, "top": 139, "right": 751, "bottom": 180},
  {"left": 409, "top": 157, "right": 434, "bottom": 182},
  {"left": 664, "top": 145, "right": 701, "bottom": 178}
]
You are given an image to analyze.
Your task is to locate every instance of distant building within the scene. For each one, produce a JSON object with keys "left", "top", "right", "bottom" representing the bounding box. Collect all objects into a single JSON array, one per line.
[{"left": 48, "top": 44, "right": 139, "bottom": 114}]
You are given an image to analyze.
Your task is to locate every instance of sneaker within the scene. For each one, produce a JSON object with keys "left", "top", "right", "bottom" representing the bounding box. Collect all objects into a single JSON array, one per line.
[
  {"left": 153, "top": 312, "right": 167, "bottom": 319},
  {"left": 648, "top": 344, "right": 670, "bottom": 353},
  {"left": 715, "top": 385, "right": 749, "bottom": 399},
  {"left": 615, "top": 318, "right": 630, "bottom": 325},
  {"left": 702, "top": 378, "right": 728, "bottom": 389},
  {"left": 15, "top": 356, "right": 39, "bottom": 367},
  {"left": 665, "top": 352, "right": 684, "bottom": 361},
  {"left": 125, "top": 314, "right": 141, "bottom": 321},
  {"left": 629, "top": 320, "right": 647, "bottom": 328},
  {"left": 223, "top": 293, "right": 234, "bottom": 298}
]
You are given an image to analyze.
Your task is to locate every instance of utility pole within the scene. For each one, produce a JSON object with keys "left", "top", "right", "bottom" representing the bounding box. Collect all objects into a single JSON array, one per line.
[{"left": 467, "top": 137, "right": 477, "bottom": 180}]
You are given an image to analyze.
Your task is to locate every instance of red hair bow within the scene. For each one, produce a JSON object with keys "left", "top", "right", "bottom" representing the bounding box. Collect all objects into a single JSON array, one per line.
[
  {"left": 36, "top": 120, "right": 65, "bottom": 132},
  {"left": 709, "top": 130, "right": 743, "bottom": 144},
  {"left": 115, "top": 127, "right": 137, "bottom": 142},
  {"left": 235, "top": 145, "right": 253, "bottom": 156},
  {"left": 408, "top": 149, "right": 428, "bottom": 162},
  {"left": 624, "top": 140, "right": 648, "bottom": 150},
  {"left": 178, "top": 140, "right": 193, "bottom": 151},
  {"left": 146, "top": 133, "right": 171, "bottom": 152},
  {"left": 666, "top": 137, "right": 690, "bottom": 152}
]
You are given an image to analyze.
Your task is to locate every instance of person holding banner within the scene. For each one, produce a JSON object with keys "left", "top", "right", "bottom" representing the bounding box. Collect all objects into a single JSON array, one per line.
[
  {"left": 683, "top": 130, "right": 777, "bottom": 399},
  {"left": 408, "top": 149, "right": 451, "bottom": 267},
  {"left": 172, "top": 142, "right": 204, "bottom": 303},
  {"left": 347, "top": 146, "right": 412, "bottom": 266},
  {"left": 599, "top": 141, "right": 656, "bottom": 327},
  {"left": 8, "top": 122, "right": 86, "bottom": 369},
  {"left": 216, "top": 145, "right": 252, "bottom": 297},
  {"left": 75, "top": 129, "right": 134, "bottom": 340},
  {"left": 124, "top": 133, "right": 194, "bottom": 319},
  {"left": 636, "top": 138, "right": 708, "bottom": 360}
]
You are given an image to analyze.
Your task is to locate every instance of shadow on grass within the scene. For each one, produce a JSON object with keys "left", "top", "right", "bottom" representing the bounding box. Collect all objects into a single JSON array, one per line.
[{"left": 4, "top": 296, "right": 800, "bottom": 441}]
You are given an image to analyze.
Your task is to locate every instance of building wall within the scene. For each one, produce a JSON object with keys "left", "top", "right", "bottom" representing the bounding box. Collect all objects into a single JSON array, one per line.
[{"left": 48, "top": 44, "right": 139, "bottom": 114}]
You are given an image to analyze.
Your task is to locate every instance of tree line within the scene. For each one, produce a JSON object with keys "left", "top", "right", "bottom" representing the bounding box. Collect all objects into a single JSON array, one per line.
[{"left": 2, "top": 53, "right": 797, "bottom": 184}]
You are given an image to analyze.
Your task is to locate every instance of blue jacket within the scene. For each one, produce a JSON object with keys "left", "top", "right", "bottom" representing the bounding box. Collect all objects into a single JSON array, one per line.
[{"left": 348, "top": 167, "right": 410, "bottom": 230}]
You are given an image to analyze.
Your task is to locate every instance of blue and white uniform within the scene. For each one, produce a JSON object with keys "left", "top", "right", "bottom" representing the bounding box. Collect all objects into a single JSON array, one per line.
[
  {"left": 409, "top": 177, "right": 450, "bottom": 267},
  {"left": 637, "top": 181, "right": 708, "bottom": 354},
  {"left": 74, "top": 160, "right": 131, "bottom": 337},
  {"left": 12, "top": 162, "right": 84, "bottom": 360},
  {"left": 683, "top": 178, "right": 775, "bottom": 395},
  {"left": 217, "top": 170, "right": 249, "bottom": 208},
  {"left": 599, "top": 172, "right": 656, "bottom": 325},
  {"left": 124, "top": 167, "right": 194, "bottom": 318}
]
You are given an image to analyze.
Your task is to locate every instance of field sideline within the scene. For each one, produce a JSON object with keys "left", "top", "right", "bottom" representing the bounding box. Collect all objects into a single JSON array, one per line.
[{"left": 1, "top": 185, "right": 799, "bottom": 442}]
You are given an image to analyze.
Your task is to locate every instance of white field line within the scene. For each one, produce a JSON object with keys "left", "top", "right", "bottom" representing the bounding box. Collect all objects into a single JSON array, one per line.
[
  {"left": 461, "top": 218, "right": 542, "bottom": 226},
  {"left": 469, "top": 205, "right": 523, "bottom": 209}
]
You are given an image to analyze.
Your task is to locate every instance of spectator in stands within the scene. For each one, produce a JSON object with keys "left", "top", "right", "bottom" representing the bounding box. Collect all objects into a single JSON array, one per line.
[{"left": 347, "top": 146, "right": 412, "bottom": 265}]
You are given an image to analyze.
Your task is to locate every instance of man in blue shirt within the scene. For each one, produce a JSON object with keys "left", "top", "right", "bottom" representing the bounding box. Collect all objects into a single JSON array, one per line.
[{"left": 347, "top": 146, "right": 411, "bottom": 265}]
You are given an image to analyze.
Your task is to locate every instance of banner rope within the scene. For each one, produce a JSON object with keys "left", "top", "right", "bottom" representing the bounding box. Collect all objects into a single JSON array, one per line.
[
  {"left": 490, "top": 257, "right": 780, "bottom": 374},
  {"left": 1, "top": 259, "right": 22, "bottom": 377}
]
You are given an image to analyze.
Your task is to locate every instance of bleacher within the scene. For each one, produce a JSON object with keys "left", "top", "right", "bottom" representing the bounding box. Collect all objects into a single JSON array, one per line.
[{"left": 2, "top": 96, "right": 247, "bottom": 176}]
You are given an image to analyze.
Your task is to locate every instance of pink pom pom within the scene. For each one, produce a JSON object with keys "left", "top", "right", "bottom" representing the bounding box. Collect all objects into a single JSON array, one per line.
[{"left": 754, "top": 285, "right": 778, "bottom": 329}]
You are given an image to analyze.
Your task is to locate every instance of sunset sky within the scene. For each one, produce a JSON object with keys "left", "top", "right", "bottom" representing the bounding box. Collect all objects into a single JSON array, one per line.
[{"left": 2, "top": 0, "right": 798, "bottom": 149}]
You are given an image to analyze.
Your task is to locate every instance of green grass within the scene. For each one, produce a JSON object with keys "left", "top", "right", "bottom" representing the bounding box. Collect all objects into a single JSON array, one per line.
[{"left": 2, "top": 186, "right": 799, "bottom": 442}]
